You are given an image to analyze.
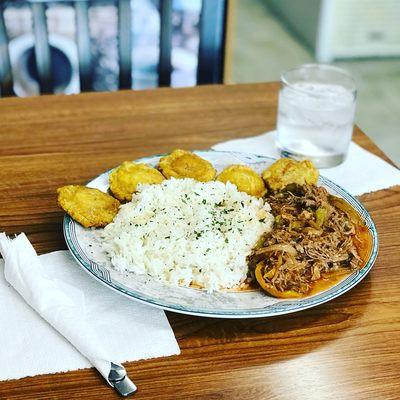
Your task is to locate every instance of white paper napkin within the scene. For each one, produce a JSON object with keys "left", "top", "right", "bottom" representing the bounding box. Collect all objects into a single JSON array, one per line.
[
  {"left": 0, "top": 233, "right": 180, "bottom": 382},
  {"left": 212, "top": 131, "right": 400, "bottom": 196}
]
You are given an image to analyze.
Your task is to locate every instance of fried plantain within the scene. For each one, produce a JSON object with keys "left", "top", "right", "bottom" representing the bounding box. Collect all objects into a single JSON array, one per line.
[
  {"left": 216, "top": 164, "right": 266, "bottom": 197},
  {"left": 109, "top": 161, "right": 164, "bottom": 202},
  {"left": 262, "top": 158, "right": 319, "bottom": 192},
  {"left": 158, "top": 149, "right": 216, "bottom": 181},
  {"left": 57, "top": 185, "right": 120, "bottom": 228}
]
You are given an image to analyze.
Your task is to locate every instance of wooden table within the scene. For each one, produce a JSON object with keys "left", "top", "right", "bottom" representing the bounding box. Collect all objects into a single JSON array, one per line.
[{"left": 0, "top": 83, "right": 399, "bottom": 400}]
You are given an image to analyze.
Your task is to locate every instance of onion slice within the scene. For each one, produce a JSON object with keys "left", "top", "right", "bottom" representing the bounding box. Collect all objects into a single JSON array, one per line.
[{"left": 254, "top": 244, "right": 297, "bottom": 257}]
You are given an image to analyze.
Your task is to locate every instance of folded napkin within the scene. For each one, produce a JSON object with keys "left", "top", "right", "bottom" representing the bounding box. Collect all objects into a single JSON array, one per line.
[
  {"left": 213, "top": 131, "right": 400, "bottom": 196},
  {"left": 0, "top": 233, "right": 180, "bottom": 382}
]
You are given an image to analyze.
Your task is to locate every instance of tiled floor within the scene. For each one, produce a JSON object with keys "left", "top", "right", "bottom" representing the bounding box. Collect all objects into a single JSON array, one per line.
[{"left": 230, "top": 0, "right": 400, "bottom": 166}]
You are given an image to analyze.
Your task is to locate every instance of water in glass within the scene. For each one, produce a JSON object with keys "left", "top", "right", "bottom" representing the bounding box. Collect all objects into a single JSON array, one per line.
[{"left": 276, "top": 65, "right": 356, "bottom": 168}]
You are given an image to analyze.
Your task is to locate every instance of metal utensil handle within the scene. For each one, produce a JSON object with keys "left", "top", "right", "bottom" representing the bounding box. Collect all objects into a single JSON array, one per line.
[{"left": 108, "top": 362, "right": 137, "bottom": 397}]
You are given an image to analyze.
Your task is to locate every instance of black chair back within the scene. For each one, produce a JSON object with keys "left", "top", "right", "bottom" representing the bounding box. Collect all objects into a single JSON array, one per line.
[{"left": 0, "top": 0, "right": 227, "bottom": 96}]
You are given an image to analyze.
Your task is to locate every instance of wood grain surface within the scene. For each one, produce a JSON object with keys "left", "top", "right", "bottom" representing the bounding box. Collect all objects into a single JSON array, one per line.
[{"left": 0, "top": 83, "right": 399, "bottom": 400}]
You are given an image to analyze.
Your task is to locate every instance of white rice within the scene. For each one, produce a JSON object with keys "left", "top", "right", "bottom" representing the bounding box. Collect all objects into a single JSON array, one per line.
[{"left": 101, "top": 178, "right": 274, "bottom": 292}]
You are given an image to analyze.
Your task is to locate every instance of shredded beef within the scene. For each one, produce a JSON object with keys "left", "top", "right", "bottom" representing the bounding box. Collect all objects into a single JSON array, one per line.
[{"left": 248, "top": 184, "right": 362, "bottom": 294}]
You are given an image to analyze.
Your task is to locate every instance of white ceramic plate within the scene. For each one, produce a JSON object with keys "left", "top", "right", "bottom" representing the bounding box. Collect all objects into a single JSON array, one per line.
[{"left": 63, "top": 151, "right": 378, "bottom": 318}]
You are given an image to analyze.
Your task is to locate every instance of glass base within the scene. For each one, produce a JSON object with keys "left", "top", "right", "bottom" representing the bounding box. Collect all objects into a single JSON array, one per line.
[{"left": 278, "top": 147, "right": 346, "bottom": 168}]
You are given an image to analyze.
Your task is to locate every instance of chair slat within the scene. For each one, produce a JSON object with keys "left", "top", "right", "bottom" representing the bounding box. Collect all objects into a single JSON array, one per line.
[
  {"left": 197, "top": 0, "right": 227, "bottom": 85},
  {"left": 158, "top": 0, "right": 172, "bottom": 87},
  {"left": 74, "top": 0, "right": 91, "bottom": 92},
  {"left": 0, "top": 4, "right": 13, "bottom": 97},
  {"left": 31, "top": 1, "right": 52, "bottom": 94},
  {"left": 118, "top": 0, "right": 132, "bottom": 89}
]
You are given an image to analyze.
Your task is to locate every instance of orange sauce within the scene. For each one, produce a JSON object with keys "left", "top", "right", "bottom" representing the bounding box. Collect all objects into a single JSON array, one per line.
[
  {"left": 308, "top": 270, "right": 351, "bottom": 296},
  {"left": 306, "top": 218, "right": 373, "bottom": 297}
]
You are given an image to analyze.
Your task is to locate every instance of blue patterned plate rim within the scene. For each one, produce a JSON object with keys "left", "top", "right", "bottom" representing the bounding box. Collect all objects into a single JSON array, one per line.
[{"left": 63, "top": 150, "right": 378, "bottom": 318}]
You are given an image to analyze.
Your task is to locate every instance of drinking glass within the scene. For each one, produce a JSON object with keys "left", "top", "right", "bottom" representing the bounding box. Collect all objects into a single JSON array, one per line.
[{"left": 276, "top": 64, "right": 357, "bottom": 168}]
